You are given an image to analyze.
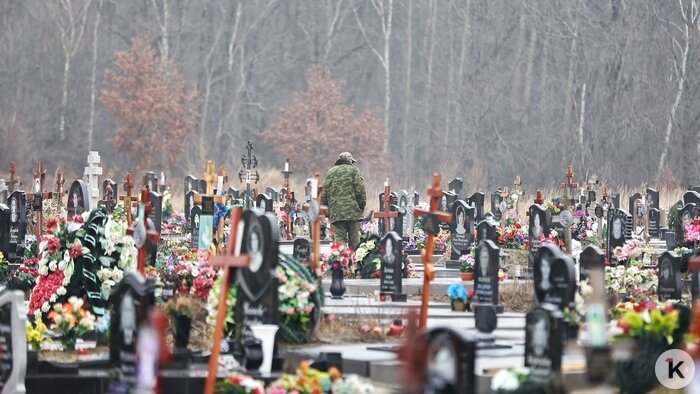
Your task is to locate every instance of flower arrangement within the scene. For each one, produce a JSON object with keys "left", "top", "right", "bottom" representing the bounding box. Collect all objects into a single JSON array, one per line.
[
  {"left": 604, "top": 265, "right": 656, "bottom": 299},
  {"left": 26, "top": 318, "right": 47, "bottom": 350},
  {"left": 447, "top": 283, "right": 467, "bottom": 302},
  {"left": 359, "top": 220, "right": 378, "bottom": 237},
  {"left": 206, "top": 276, "right": 237, "bottom": 334},
  {"left": 156, "top": 240, "right": 216, "bottom": 299},
  {"left": 214, "top": 374, "right": 264, "bottom": 394},
  {"left": 685, "top": 220, "right": 700, "bottom": 242},
  {"left": 538, "top": 230, "right": 564, "bottom": 249},
  {"left": 497, "top": 220, "right": 528, "bottom": 249},
  {"left": 352, "top": 238, "right": 381, "bottom": 279},
  {"left": 0, "top": 252, "right": 9, "bottom": 280},
  {"left": 544, "top": 200, "right": 564, "bottom": 216},
  {"left": 321, "top": 243, "right": 354, "bottom": 274},
  {"left": 162, "top": 213, "right": 188, "bottom": 235},
  {"left": 48, "top": 296, "right": 96, "bottom": 350},
  {"left": 608, "top": 301, "right": 685, "bottom": 344},
  {"left": 277, "top": 266, "right": 316, "bottom": 330},
  {"left": 612, "top": 239, "right": 643, "bottom": 264},
  {"left": 491, "top": 367, "right": 565, "bottom": 393},
  {"left": 267, "top": 361, "right": 341, "bottom": 394},
  {"left": 434, "top": 229, "right": 451, "bottom": 253},
  {"left": 166, "top": 295, "right": 194, "bottom": 318},
  {"left": 459, "top": 254, "right": 474, "bottom": 273}
]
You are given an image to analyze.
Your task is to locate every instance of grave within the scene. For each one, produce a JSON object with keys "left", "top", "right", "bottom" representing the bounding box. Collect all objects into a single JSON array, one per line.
[
  {"left": 524, "top": 307, "right": 563, "bottom": 385},
  {"left": 475, "top": 219, "right": 497, "bottom": 244},
  {"left": 534, "top": 245, "right": 576, "bottom": 312},
  {"left": 83, "top": 151, "right": 103, "bottom": 209},
  {"left": 144, "top": 171, "right": 159, "bottom": 193},
  {"left": 467, "top": 192, "right": 485, "bottom": 222},
  {"left": 99, "top": 179, "right": 118, "bottom": 213},
  {"left": 255, "top": 193, "right": 273, "bottom": 212},
  {"left": 0, "top": 288, "right": 27, "bottom": 393},
  {"left": 489, "top": 191, "right": 504, "bottom": 222},
  {"left": 657, "top": 251, "right": 682, "bottom": 301},
  {"left": 7, "top": 191, "right": 26, "bottom": 263},
  {"left": 474, "top": 240, "right": 503, "bottom": 314},
  {"left": 292, "top": 237, "right": 311, "bottom": 268},
  {"left": 379, "top": 232, "right": 407, "bottom": 302},
  {"left": 67, "top": 180, "right": 89, "bottom": 218},
  {"left": 528, "top": 195, "right": 549, "bottom": 272},
  {"left": 606, "top": 208, "right": 632, "bottom": 263},
  {"left": 447, "top": 200, "right": 474, "bottom": 270}
]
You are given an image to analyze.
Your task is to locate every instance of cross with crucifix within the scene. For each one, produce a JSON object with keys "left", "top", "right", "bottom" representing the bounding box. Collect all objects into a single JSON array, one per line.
[
  {"left": 413, "top": 174, "right": 453, "bottom": 329},
  {"left": 559, "top": 165, "right": 579, "bottom": 254},
  {"left": 26, "top": 162, "right": 53, "bottom": 238},
  {"left": 83, "top": 151, "right": 103, "bottom": 209},
  {"left": 238, "top": 140, "right": 260, "bottom": 209},
  {"left": 633, "top": 190, "right": 651, "bottom": 244},
  {"left": 374, "top": 179, "right": 399, "bottom": 234},
  {"left": 126, "top": 187, "right": 160, "bottom": 273},
  {"left": 8, "top": 161, "right": 20, "bottom": 193},
  {"left": 119, "top": 173, "right": 139, "bottom": 226},
  {"left": 513, "top": 176, "right": 522, "bottom": 217},
  {"left": 281, "top": 159, "right": 295, "bottom": 240},
  {"left": 216, "top": 166, "right": 229, "bottom": 196},
  {"left": 204, "top": 207, "right": 251, "bottom": 394},
  {"left": 302, "top": 174, "right": 328, "bottom": 276},
  {"left": 194, "top": 161, "right": 228, "bottom": 253},
  {"left": 54, "top": 171, "right": 65, "bottom": 208},
  {"left": 498, "top": 187, "right": 510, "bottom": 227}
]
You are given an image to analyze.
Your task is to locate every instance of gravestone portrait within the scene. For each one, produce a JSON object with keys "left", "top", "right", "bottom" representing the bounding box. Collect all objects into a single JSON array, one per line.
[
  {"left": 490, "top": 192, "right": 504, "bottom": 222},
  {"left": 67, "top": 180, "right": 89, "bottom": 218},
  {"left": 236, "top": 210, "right": 280, "bottom": 329},
  {"left": 109, "top": 272, "right": 156, "bottom": 377},
  {"left": 0, "top": 288, "right": 27, "bottom": 393},
  {"left": 528, "top": 204, "right": 549, "bottom": 267},
  {"left": 646, "top": 188, "right": 660, "bottom": 210},
  {"left": 292, "top": 237, "right": 311, "bottom": 267},
  {"left": 189, "top": 205, "right": 203, "bottom": 249},
  {"left": 606, "top": 208, "right": 632, "bottom": 263},
  {"left": 476, "top": 220, "right": 497, "bottom": 243},
  {"left": 534, "top": 245, "right": 576, "bottom": 311},
  {"left": 657, "top": 251, "right": 682, "bottom": 301},
  {"left": 449, "top": 200, "right": 475, "bottom": 263},
  {"left": 7, "top": 191, "right": 26, "bottom": 263},
  {"left": 397, "top": 190, "right": 411, "bottom": 237},
  {"left": 423, "top": 327, "right": 477, "bottom": 394},
  {"left": 467, "top": 192, "right": 485, "bottom": 222},
  {"left": 144, "top": 171, "right": 159, "bottom": 193},
  {"left": 185, "top": 190, "right": 198, "bottom": 228},
  {"left": 255, "top": 193, "right": 273, "bottom": 212},
  {"left": 100, "top": 179, "right": 118, "bottom": 213},
  {"left": 474, "top": 240, "right": 500, "bottom": 307},
  {"left": 379, "top": 231, "right": 407, "bottom": 302},
  {"left": 525, "top": 307, "right": 562, "bottom": 385},
  {"left": 676, "top": 203, "right": 697, "bottom": 243},
  {"left": 442, "top": 191, "right": 457, "bottom": 212}
]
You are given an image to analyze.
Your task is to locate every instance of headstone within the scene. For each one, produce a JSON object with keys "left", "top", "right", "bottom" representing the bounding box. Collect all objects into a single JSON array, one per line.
[
  {"left": 467, "top": 192, "right": 485, "bottom": 222},
  {"left": 606, "top": 208, "right": 632, "bottom": 263},
  {"left": 379, "top": 232, "right": 407, "bottom": 302},
  {"left": 198, "top": 197, "right": 214, "bottom": 250},
  {"left": 627, "top": 192, "right": 642, "bottom": 219},
  {"left": 0, "top": 288, "right": 27, "bottom": 393},
  {"left": 197, "top": 179, "right": 207, "bottom": 194},
  {"left": 184, "top": 190, "right": 197, "bottom": 228},
  {"left": 534, "top": 245, "right": 576, "bottom": 311},
  {"left": 657, "top": 251, "right": 682, "bottom": 301},
  {"left": 190, "top": 205, "right": 202, "bottom": 249},
  {"left": 255, "top": 193, "right": 273, "bottom": 212},
  {"left": 184, "top": 175, "right": 197, "bottom": 194},
  {"left": 83, "top": 151, "right": 102, "bottom": 209},
  {"left": 67, "top": 180, "right": 89, "bottom": 218},
  {"left": 525, "top": 307, "right": 563, "bottom": 385},
  {"left": 528, "top": 204, "right": 550, "bottom": 270},
  {"left": 490, "top": 192, "right": 503, "bottom": 222},
  {"left": 292, "top": 237, "right": 311, "bottom": 267},
  {"left": 0, "top": 205, "right": 9, "bottom": 260},
  {"left": 448, "top": 178, "right": 463, "bottom": 199},
  {"left": 448, "top": 200, "right": 474, "bottom": 265},
  {"left": 109, "top": 272, "right": 156, "bottom": 379},
  {"left": 423, "top": 327, "right": 477, "bottom": 394},
  {"left": 265, "top": 187, "right": 278, "bottom": 202},
  {"left": 100, "top": 179, "right": 118, "bottom": 213},
  {"left": 0, "top": 180, "right": 7, "bottom": 205},
  {"left": 646, "top": 188, "right": 660, "bottom": 210},
  {"left": 227, "top": 187, "right": 240, "bottom": 200},
  {"left": 7, "top": 191, "right": 26, "bottom": 263},
  {"left": 648, "top": 208, "right": 661, "bottom": 238},
  {"left": 476, "top": 220, "right": 497, "bottom": 243},
  {"left": 610, "top": 193, "right": 620, "bottom": 209},
  {"left": 235, "top": 210, "right": 280, "bottom": 330},
  {"left": 684, "top": 190, "right": 700, "bottom": 206},
  {"left": 474, "top": 240, "right": 502, "bottom": 311},
  {"left": 397, "top": 190, "right": 411, "bottom": 237},
  {"left": 378, "top": 191, "right": 398, "bottom": 234},
  {"left": 144, "top": 171, "right": 158, "bottom": 193},
  {"left": 442, "top": 191, "right": 457, "bottom": 212},
  {"left": 148, "top": 190, "right": 162, "bottom": 265},
  {"left": 676, "top": 203, "right": 697, "bottom": 242}
]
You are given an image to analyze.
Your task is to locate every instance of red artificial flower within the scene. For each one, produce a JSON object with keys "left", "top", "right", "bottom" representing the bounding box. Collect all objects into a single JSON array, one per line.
[
  {"left": 69, "top": 215, "right": 85, "bottom": 224},
  {"left": 515, "top": 223, "right": 522, "bottom": 229},
  {"left": 468, "top": 289, "right": 476, "bottom": 298},
  {"left": 46, "top": 219, "right": 59, "bottom": 232},
  {"left": 663, "top": 303, "right": 675, "bottom": 314},
  {"left": 69, "top": 245, "right": 83, "bottom": 259},
  {"left": 633, "top": 303, "right": 645, "bottom": 313},
  {"left": 46, "top": 237, "right": 60, "bottom": 253}
]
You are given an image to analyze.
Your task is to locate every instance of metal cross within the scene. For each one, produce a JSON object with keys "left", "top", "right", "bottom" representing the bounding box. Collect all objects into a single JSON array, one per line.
[
  {"left": 8, "top": 161, "right": 19, "bottom": 193},
  {"left": 238, "top": 141, "right": 259, "bottom": 209},
  {"left": 119, "top": 173, "right": 139, "bottom": 225},
  {"left": 26, "top": 162, "right": 53, "bottom": 238},
  {"left": 374, "top": 179, "right": 399, "bottom": 234}
]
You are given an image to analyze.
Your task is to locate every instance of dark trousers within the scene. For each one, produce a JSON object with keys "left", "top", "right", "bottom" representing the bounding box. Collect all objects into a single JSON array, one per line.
[{"left": 332, "top": 220, "right": 360, "bottom": 248}]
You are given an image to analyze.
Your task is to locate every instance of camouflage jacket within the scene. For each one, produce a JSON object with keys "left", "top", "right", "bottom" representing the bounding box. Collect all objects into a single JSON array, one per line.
[{"left": 321, "top": 160, "right": 366, "bottom": 223}]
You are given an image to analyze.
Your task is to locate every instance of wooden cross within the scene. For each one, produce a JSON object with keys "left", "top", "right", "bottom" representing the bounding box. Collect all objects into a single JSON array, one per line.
[
  {"left": 281, "top": 159, "right": 294, "bottom": 240},
  {"left": 559, "top": 165, "right": 579, "bottom": 254},
  {"left": 203, "top": 161, "right": 217, "bottom": 196},
  {"left": 8, "top": 161, "right": 19, "bottom": 193},
  {"left": 194, "top": 162, "right": 227, "bottom": 253},
  {"left": 126, "top": 187, "right": 160, "bottom": 273},
  {"left": 204, "top": 207, "right": 251, "bottom": 394},
  {"left": 302, "top": 174, "right": 328, "bottom": 275},
  {"left": 26, "top": 162, "right": 53, "bottom": 238},
  {"left": 54, "top": 171, "right": 66, "bottom": 208},
  {"left": 413, "top": 174, "right": 452, "bottom": 329},
  {"left": 374, "top": 179, "right": 399, "bottom": 234},
  {"left": 119, "top": 173, "right": 139, "bottom": 225},
  {"left": 534, "top": 190, "right": 544, "bottom": 205},
  {"left": 397, "top": 309, "right": 428, "bottom": 392}
]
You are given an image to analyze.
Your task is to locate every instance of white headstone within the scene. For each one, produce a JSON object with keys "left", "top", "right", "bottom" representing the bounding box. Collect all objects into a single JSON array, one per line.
[
  {"left": 0, "top": 287, "right": 27, "bottom": 393},
  {"left": 83, "top": 151, "right": 103, "bottom": 209}
]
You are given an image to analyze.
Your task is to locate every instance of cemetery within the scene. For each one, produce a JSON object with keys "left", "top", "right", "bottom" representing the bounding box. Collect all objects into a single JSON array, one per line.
[
  {"left": 0, "top": 150, "right": 700, "bottom": 393},
  {"left": 5, "top": 2, "right": 700, "bottom": 393}
]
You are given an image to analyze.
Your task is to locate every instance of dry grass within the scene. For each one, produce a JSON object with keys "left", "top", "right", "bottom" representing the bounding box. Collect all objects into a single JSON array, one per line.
[
  {"left": 499, "top": 281, "right": 535, "bottom": 313},
  {"left": 316, "top": 312, "right": 402, "bottom": 345}
]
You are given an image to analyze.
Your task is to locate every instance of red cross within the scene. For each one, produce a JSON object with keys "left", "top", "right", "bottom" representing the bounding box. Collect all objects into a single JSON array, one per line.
[
  {"left": 126, "top": 187, "right": 160, "bottom": 273},
  {"left": 373, "top": 179, "right": 399, "bottom": 234},
  {"left": 25, "top": 162, "right": 53, "bottom": 238}
]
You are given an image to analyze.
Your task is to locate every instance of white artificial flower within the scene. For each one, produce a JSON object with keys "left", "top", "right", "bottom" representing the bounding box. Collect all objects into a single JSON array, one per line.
[
  {"left": 49, "top": 261, "right": 57, "bottom": 271},
  {"left": 491, "top": 369, "right": 520, "bottom": 391},
  {"left": 49, "top": 294, "right": 57, "bottom": 303},
  {"left": 38, "top": 266, "right": 49, "bottom": 276},
  {"left": 58, "top": 261, "right": 66, "bottom": 271},
  {"left": 67, "top": 221, "right": 82, "bottom": 233},
  {"left": 191, "top": 268, "right": 200, "bottom": 278},
  {"left": 41, "top": 302, "right": 50, "bottom": 313}
]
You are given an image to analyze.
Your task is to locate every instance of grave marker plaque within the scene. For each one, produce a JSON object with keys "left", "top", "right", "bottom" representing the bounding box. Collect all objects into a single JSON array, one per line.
[
  {"left": 236, "top": 210, "right": 280, "bottom": 330},
  {"left": 449, "top": 200, "right": 475, "bottom": 263},
  {"left": 67, "top": 180, "right": 89, "bottom": 218},
  {"left": 534, "top": 245, "right": 576, "bottom": 310},
  {"left": 657, "top": 251, "right": 682, "bottom": 301},
  {"left": 0, "top": 289, "right": 27, "bottom": 394},
  {"left": 379, "top": 232, "right": 407, "bottom": 302},
  {"left": 292, "top": 237, "right": 311, "bottom": 267},
  {"left": 190, "top": 205, "right": 203, "bottom": 249},
  {"left": 7, "top": 191, "right": 26, "bottom": 263},
  {"left": 476, "top": 220, "right": 497, "bottom": 243},
  {"left": 525, "top": 307, "right": 563, "bottom": 385},
  {"left": 474, "top": 240, "right": 501, "bottom": 309}
]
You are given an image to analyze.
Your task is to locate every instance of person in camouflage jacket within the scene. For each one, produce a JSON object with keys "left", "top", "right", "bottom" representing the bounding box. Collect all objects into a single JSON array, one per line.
[{"left": 321, "top": 152, "right": 366, "bottom": 248}]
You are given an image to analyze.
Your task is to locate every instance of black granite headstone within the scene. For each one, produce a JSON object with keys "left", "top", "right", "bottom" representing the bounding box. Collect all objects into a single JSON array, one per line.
[
  {"left": 0, "top": 205, "right": 9, "bottom": 261},
  {"left": 100, "top": 179, "right": 118, "bottom": 213},
  {"left": 657, "top": 251, "right": 682, "bottom": 301},
  {"left": 292, "top": 237, "right": 311, "bottom": 267},
  {"left": 467, "top": 192, "right": 485, "bottom": 222},
  {"left": 265, "top": 187, "right": 278, "bottom": 202},
  {"left": 254, "top": 193, "right": 273, "bottom": 212},
  {"left": 676, "top": 203, "right": 698, "bottom": 243},
  {"left": 648, "top": 208, "right": 661, "bottom": 238},
  {"left": 397, "top": 190, "right": 410, "bottom": 236},
  {"left": 423, "top": 327, "right": 477, "bottom": 394},
  {"left": 144, "top": 171, "right": 159, "bottom": 193},
  {"left": 67, "top": 180, "right": 89, "bottom": 218},
  {"left": 185, "top": 190, "right": 197, "bottom": 229},
  {"left": 148, "top": 191, "right": 162, "bottom": 265},
  {"left": 443, "top": 191, "right": 457, "bottom": 213},
  {"left": 525, "top": 307, "right": 563, "bottom": 385},
  {"left": 449, "top": 200, "right": 475, "bottom": 264},
  {"left": 235, "top": 210, "right": 280, "bottom": 330},
  {"left": 184, "top": 175, "right": 197, "bottom": 194},
  {"left": 628, "top": 193, "right": 642, "bottom": 219},
  {"left": 611, "top": 193, "right": 620, "bottom": 209},
  {"left": 646, "top": 188, "right": 660, "bottom": 210},
  {"left": 490, "top": 192, "right": 504, "bottom": 222},
  {"left": 683, "top": 190, "right": 700, "bottom": 206},
  {"left": 528, "top": 204, "right": 550, "bottom": 271},
  {"left": 448, "top": 178, "right": 463, "bottom": 200},
  {"left": 474, "top": 240, "right": 501, "bottom": 307},
  {"left": 606, "top": 208, "right": 632, "bottom": 263},
  {"left": 6, "top": 191, "right": 26, "bottom": 263},
  {"left": 476, "top": 220, "right": 497, "bottom": 243},
  {"left": 379, "top": 232, "right": 407, "bottom": 302},
  {"left": 534, "top": 245, "right": 576, "bottom": 311}
]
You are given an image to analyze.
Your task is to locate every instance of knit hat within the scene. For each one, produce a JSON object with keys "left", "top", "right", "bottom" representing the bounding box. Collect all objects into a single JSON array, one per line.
[{"left": 338, "top": 152, "right": 356, "bottom": 163}]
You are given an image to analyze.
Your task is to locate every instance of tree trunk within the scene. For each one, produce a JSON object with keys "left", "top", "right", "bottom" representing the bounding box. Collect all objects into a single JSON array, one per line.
[
  {"left": 563, "top": 1, "right": 580, "bottom": 145},
  {"left": 87, "top": 0, "right": 102, "bottom": 151},
  {"left": 59, "top": 53, "right": 70, "bottom": 141},
  {"left": 577, "top": 83, "right": 587, "bottom": 167},
  {"left": 382, "top": 0, "right": 393, "bottom": 155},
  {"left": 401, "top": 0, "right": 413, "bottom": 179}
]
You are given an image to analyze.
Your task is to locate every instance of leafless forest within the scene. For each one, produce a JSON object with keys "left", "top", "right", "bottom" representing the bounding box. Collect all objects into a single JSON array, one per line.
[{"left": 1, "top": 0, "right": 700, "bottom": 192}]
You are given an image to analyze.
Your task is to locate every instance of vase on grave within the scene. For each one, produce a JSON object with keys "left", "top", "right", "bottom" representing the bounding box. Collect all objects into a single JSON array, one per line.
[
  {"left": 249, "top": 324, "right": 278, "bottom": 374},
  {"left": 450, "top": 300, "right": 466, "bottom": 312},
  {"left": 172, "top": 314, "right": 192, "bottom": 349},
  {"left": 459, "top": 272, "right": 473, "bottom": 281},
  {"left": 329, "top": 268, "right": 346, "bottom": 299}
]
